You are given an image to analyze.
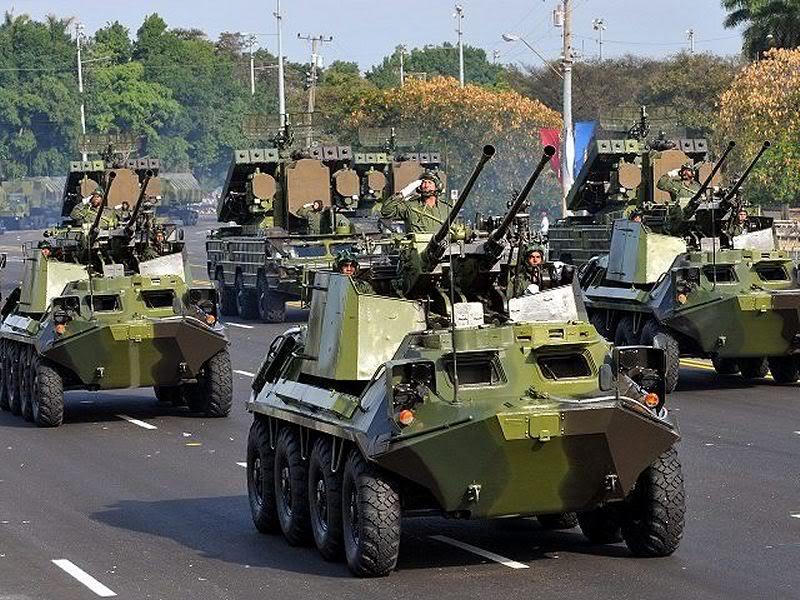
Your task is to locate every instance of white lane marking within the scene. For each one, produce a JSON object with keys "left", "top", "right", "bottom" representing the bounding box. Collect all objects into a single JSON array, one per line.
[
  {"left": 225, "top": 322, "right": 254, "bottom": 330},
  {"left": 116, "top": 414, "right": 157, "bottom": 430},
  {"left": 791, "top": 513, "right": 800, "bottom": 519},
  {"left": 429, "top": 535, "right": 529, "bottom": 569},
  {"left": 52, "top": 559, "right": 117, "bottom": 597},
  {"left": 234, "top": 370, "right": 255, "bottom": 378},
  {"left": 236, "top": 462, "right": 247, "bottom": 468},
  {"left": 794, "top": 431, "right": 800, "bottom": 436}
]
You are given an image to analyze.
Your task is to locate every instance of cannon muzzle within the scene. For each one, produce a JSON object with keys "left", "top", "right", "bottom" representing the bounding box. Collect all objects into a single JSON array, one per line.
[{"left": 723, "top": 140, "right": 769, "bottom": 203}]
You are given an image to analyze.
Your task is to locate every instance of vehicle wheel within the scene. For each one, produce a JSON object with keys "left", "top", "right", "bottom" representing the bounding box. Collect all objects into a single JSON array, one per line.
[
  {"left": 19, "top": 345, "right": 34, "bottom": 422},
  {"left": 308, "top": 437, "right": 344, "bottom": 561},
  {"left": 641, "top": 321, "right": 681, "bottom": 393},
  {"left": 0, "top": 340, "right": 9, "bottom": 411},
  {"left": 613, "top": 315, "right": 639, "bottom": 346},
  {"left": 247, "top": 418, "right": 279, "bottom": 533},
  {"left": 341, "top": 449, "right": 401, "bottom": 577},
  {"left": 235, "top": 273, "right": 259, "bottom": 320},
  {"left": 154, "top": 385, "right": 183, "bottom": 405},
  {"left": 186, "top": 350, "right": 232, "bottom": 417},
  {"left": 257, "top": 273, "right": 286, "bottom": 323},
  {"left": 738, "top": 357, "right": 769, "bottom": 380},
  {"left": 578, "top": 506, "right": 622, "bottom": 544},
  {"left": 215, "top": 269, "right": 237, "bottom": 317},
  {"left": 767, "top": 356, "right": 800, "bottom": 384},
  {"left": 620, "top": 447, "right": 685, "bottom": 557},
  {"left": 274, "top": 427, "right": 312, "bottom": 545},
  {"left": 7, "top": 343, "right": 22, "bottom": 416},
  {"left": 711, "top": 357, "right": 739, "bottom": 375},
  {"left": 31, "top": 355, "right": 64, "bottom": 427},
  {"left": 589, "top": 311, "right": 610, "bottom": 340},
  {"left": 537, "top": 512, "right": 578, "bottom": 530}
]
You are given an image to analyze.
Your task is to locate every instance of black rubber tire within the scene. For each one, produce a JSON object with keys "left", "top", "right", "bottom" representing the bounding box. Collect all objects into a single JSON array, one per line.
[
  {"left": 589, "top": 311, "right": 611, "bottom": 340},
  {"left": 257, "top": 273, "right": 286, "bottom": 323},
  {"left": 7, "top": 343, "right": 22, "bottom": 416},
  {"left": 185, "top": 350, "right": 232, "bottom": 417},
  {"left": 537, "top": 512, "right": 579, "bottom": 530},
  {"left": 578, "top": 506, "right": 622, "bottom": 544},
  {"left": 621, "top": 447, "right": 685, "bottom": 557},
  {"left": 712, "top": 357, "right": 740, "bottom": 376},
  {"left": 235, "top": 273, "right": 259, "bottom": 320},
  {"left": 154, "top": 385, "right": 183, "bottom": 405},
  {"left": 274, "top": 427, "right": 312, "bottom": 546},
  {"left": 0, "top": 340, "right": 8, "bottom": 411},
  {"left": 641, "top": 320, "right": 681, "bottom": 393},
  {"left": 341, "top": 449, "right": 401, "bottom": 577},
  {"left": 216, "top": 269, "right": 237, "bottom": 317},
  {"left": 247, "top": 418, "right": 280, "bottom": 534},
  {"left": 613, "top": 315, "right": 639, "bottom": 346},
  {"left": 738, "top": 357, "right": 769, "bottom": 380},
  {"left": 767, "top": 356, "right": 800, "bottom": 384},
  {"left": 308, "top": 437, "right": 344, "bottom": 561},
  {"left": 19, "top": 345, "right": 34, "bottom": 422},
  {"left": 31, "top": 356, "right": 64, "bottom": 427}
]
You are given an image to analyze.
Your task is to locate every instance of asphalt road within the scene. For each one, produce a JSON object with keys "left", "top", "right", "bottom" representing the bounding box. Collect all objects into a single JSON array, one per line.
[{"left": 1, "top": 221, "right": 798, "bottom": 600}]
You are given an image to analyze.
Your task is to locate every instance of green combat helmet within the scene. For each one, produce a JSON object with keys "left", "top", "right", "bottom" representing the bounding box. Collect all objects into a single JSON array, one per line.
[{"left": 334, "top": 249, "right": 359, "bottom": 270}]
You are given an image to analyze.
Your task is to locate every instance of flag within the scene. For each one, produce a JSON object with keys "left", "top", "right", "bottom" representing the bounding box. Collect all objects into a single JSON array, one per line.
[{"left": 539, "top": 128, "right": 561, "bottom": 180}]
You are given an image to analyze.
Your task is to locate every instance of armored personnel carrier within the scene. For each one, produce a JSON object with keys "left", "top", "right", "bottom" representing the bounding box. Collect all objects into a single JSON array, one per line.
[
  {"left": 558, "top": 128, "right": 800, "bottom": 390},
  {"left": 0, "top": 157, "right": 232, "bottom": 427},
  {"left": 207, "top": 126, "right": 444, "bottom": 322},
  {"left": 244, "top": 145, "right": 685, "bottom": 577}
]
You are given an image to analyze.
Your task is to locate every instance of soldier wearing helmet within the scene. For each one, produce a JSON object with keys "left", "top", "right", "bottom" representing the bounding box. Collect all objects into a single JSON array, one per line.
[
  {"left": 334, "top": 249, "right": 373, "bottom": 294},
  {"left": 70, "top": 186, "right": 119, "bottom": 229},
  {"left": 381, "top": 170, "right": 452, "bottom": 234},
  {"left": 513, "top": 244, "right": 546, "bottom": 297},
  {"left": 657, "top": 162, "right": 701, "bottom": 208}
]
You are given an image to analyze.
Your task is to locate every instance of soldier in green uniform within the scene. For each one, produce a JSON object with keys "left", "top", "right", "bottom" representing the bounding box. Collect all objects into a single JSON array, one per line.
[
  {"left": 513, "top": 245, "right": 545, "bottom": 297},
  {"left": 335, "top": 249, "right": 373, "bottom": 294},
  {"left": 380, "top": 171, "right": 451, "bottom": 234},
  {"left": 656, "top": 163, "right": 701, "bottom": 208},
  {"left": 297, "top": 200, "right": 325, "bottom": 235},
  {"left": 70, "top": 187, "right": 119, "bottom": 229},
  {"left": 730, "top": 208, "right": 754, "bottom": 237},
  {"left": 140, "top": 226, "right": 170, "bottom": 260}
]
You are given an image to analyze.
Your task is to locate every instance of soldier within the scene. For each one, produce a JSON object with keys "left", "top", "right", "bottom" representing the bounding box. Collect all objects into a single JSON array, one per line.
[
  {"left": 731, "top": 208, "right": 753, "bottom": 237},
  {"left": 513, "top": 245, "right": 546, "bottom": 297},
  {"left": 115, "top": 200, "right": 132, "bottom": 224},
  {"left": 334, "top": 249, "right": 373, "bottom": 294},
  {"left": 297, "top": 200, "right": 325, "bottom": 235},
  {"left": 630, "top": 208, "right": 643, "bottom": 223},
  {"left": 380, "top": 170, "right": 451, "bottom": 234},
  {"left": 140, "top": 225, "right": 170, "bottom": 260},
  {"left": 70, "top": 187, "right": 118, "bottom": 229},
  {"left": 657, "top": 163, "right": 701, "bottom": 207}
]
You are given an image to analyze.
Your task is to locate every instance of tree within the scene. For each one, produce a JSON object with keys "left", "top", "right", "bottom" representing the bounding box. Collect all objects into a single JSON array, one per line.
[
  {"left": 93, "top": 21, "right": 132, "bottom": 63},
  {"left": 716, "top": 48, "right": 800, "bottom": 205},
  {"left": 722, "top": 0, "right": 800, "bottom": 60}
]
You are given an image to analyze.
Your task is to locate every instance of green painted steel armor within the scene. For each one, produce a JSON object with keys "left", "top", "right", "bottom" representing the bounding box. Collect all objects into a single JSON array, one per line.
[{"left": 244, "top": 145, "right": 685, "bottom": 577}]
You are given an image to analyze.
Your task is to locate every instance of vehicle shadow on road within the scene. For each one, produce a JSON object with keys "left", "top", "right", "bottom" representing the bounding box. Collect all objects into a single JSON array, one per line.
[{"left": 676, "top": 368, "right": 796, "bottom": 393}]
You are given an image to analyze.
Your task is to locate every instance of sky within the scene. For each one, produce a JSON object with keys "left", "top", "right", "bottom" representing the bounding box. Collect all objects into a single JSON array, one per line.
[{"left": 9, "top": 1, "right": 744, "bottom": 70}]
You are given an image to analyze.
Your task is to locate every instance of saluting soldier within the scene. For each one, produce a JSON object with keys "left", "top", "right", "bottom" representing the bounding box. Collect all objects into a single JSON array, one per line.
[
  {"left": 656, "top": 163, "right": 701, "bottom": 207},
  {"left": 380, "top": 171, "right": 451, "bottom": 234},
  {"left": 70, "top": 186, "right": 119, "bottom": 229}
]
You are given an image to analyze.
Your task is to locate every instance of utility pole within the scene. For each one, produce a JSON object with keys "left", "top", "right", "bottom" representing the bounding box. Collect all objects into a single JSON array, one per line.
[
  {"left": 686, "top": 28, "right": 695, "bottom": 54},
  {"left": 560, "top": 0, "right": 573, "bottom": 215},
  {"left": 492, "top": 49, "right": 500, "bottom": 64},
  {"left": 592, "top": 18, "right": 606, "bottom": 60},
  {"left": 297, "top": 33, "right": 333, "bottom": 146},
  {"left": 454, "top": 4, "right": 464, "bottom": 87},
  {"left": 399, "top": 45, "right": 406, "bottom": 87},
  {"left": 76, "top": 22, "right": 87, "bottom": 161},
  {"left": 275, "top": 0, "right": 286, "bottom": 127},
  {"left": 248, "top": 34, "right": 257, "bottom": 96}
]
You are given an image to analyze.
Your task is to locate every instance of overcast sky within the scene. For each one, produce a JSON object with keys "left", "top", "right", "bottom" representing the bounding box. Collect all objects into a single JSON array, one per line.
[{"left": 10, "top": 1, "right": 743, "bottom": 70}]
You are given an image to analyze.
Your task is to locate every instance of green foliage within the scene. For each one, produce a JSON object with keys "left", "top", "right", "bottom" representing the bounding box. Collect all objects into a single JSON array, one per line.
[{"left": 722, "top": 0, "right": 800, "bottom": 60}]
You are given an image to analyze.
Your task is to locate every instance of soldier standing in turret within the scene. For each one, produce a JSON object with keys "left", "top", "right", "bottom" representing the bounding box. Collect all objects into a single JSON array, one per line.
[
  {"left": 297, "top": 199, "right": 325, "bottom": 234},
  {"left": 657, "top": 163, "right": 701, "bottom": 208},
  {"left": 381, "top": 171, "right": 451, "bottom": 234},
  {"left": 730, "top": 208, "right": 755, "bottom": 237},
  {"left": 70, "top": 187, "right": 119, "bottom": 229},
  {"left": 513, "top": 245, "right": 546, "bottom": 297},
  {"left": 334, "top": 249, "right": 373, "bottom": 293}
]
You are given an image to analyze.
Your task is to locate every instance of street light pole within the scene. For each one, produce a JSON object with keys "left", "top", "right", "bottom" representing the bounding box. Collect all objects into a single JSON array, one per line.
[
  {"left": 686, "top": 28, "right": 695, "bottom": 54},
  {"left": 76, "top": 22, "right": 87, "bottom": 161},
  {"left": 399, "top": 45, "right": 406, "bottom": 87},
  {"left": 592, "top": 18, "right": 606, "bottom": 60},
  {"left": 248, "top": 34, "right": 257, "bottom": 96},
  {"left": 275, "top": 0, "right": 286, "bottom": 127},
  {"left": 455, "top": 5, "right": 464, "bottom": 87},
  {"left": 561, "top": 0, "right": 573, "bottom": 216}
]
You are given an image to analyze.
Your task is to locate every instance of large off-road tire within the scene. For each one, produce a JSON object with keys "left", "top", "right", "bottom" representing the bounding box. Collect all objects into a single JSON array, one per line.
[
  {"left": 7, "top": 342, "right": 22, "bottom": 416},
  {"left": 0, "top": 339, "right": 9, "bottom": 411},
  {"left": 30, "top": 355, "right": 64, "bottom": 428},
  {"left": 274, "top": 427, "right": 312, "bottom": 546},
  {"left": 738, "top": 357, "right": 769, "bottom": 380},
  {"left": 578, "top": 506, "right": 622, "bottom": 544},
  {"left": 19, "top": 345, "right": 34, "bottom": 422},
  {"left": 341, "top": 449, "right": 401, "bottom": 577},
  {"left": 767, "top": 356, "right": 800, "bottom": 384},
  {"left": 185, "top": 350, "right": 232, "bottom": 417},
  {"left": 712, "top": 357, "right": 739, "bottom": 375},
  {"left": 589, "top": 311, "right": 611, "bottom": 340},
  {"left": 641, "top": 320, "right": 681, "bottom": 393},
  {"left": 537, "top": 512, "right": 578, "bottom": 530},
  {"left": 621, "top": 447, "right": 685, "bottom": 557},
  {"left": 613, "top": 315, "right": 639, "bottom": 346},
  {"left": 154, "top": 385, "right": 184, "bottom": 405},
  {"left": 247, "top": 418, "right": 279, "bottom": 533},
  {"left": 235, "top": 273, "right": 259, "bottom": 320},
  {"left": 215, "top": 269, "right": 237, "bottom": 317},
  {"left": 308, "top": 437, "right": 344, "bottom": 561},
  {"left": 257, "top": 273, "right": 286, "bottom": 323}
]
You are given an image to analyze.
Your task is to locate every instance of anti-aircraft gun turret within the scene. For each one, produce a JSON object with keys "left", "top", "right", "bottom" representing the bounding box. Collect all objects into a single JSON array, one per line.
[{"left": 0, "top": 157, "right": 233, "bottom": 427}]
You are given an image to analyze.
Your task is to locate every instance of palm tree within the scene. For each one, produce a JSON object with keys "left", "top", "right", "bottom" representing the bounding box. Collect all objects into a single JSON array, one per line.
[{"left": 722, "top": 1, "right": 800, "bottom": 59}]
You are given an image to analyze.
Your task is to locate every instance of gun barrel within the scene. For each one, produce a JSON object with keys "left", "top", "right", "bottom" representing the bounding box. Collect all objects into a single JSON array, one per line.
[
  {"left": 687, "top": 140, "right": 735, "bottom": 205},
  {"left": 428, "top": 144, "right": 495, "bottom": 251},
  {"left": 88, "top": 171, "right": 117, "bottom": 244},
  {"left": 723, "top": 141, "right": 770, "bottom": 202},
  {"left": 489, "top": 145, "right": 556, "bottom": 243},
  {"left": 123, "top": 173, "right": 153, "bottom": 236}
]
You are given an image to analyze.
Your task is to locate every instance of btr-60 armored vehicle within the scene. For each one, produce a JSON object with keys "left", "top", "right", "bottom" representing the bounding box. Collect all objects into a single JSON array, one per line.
[
  {"left": 244, "top": 145, "right": 685, "bottom": 577},
  {"left": 0, "top": 157, "right": 232, "bottom": 426}
]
